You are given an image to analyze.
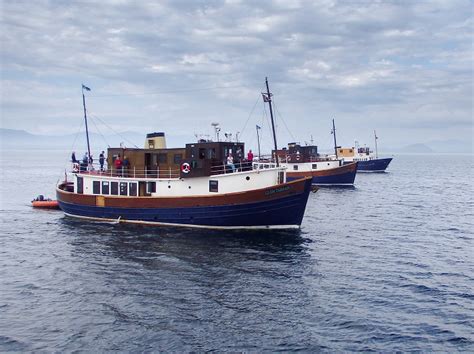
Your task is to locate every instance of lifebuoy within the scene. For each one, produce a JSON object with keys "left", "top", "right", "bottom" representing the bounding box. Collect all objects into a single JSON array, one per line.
[
  {"left": 72, "top": 162, "right": 79, "bottom": 173},
  {"left": 181, "top": 162, "right": 191, "bottom": 173}
]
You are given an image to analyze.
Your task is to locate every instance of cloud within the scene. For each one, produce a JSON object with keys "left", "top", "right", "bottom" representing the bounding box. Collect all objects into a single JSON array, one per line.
[{"left": 0, "top": 0, "right": 472, "bottom": 150}]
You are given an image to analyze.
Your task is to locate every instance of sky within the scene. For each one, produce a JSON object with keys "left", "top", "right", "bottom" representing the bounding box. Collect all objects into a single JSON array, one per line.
[{"left": 1, "top": 0, "right": 472, "bottom": 152}]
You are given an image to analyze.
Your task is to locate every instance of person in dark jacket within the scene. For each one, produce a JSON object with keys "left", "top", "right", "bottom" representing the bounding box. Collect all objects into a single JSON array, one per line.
[
  {"left": 71, "top": 151, "right": 78, "bottom": 163},
  {"left": 99, "top": 151, "right": 105, "bottom": 172}
]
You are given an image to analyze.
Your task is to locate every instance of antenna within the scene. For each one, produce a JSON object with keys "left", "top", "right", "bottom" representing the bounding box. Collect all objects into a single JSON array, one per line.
[
  {"left": 211, "top": 122, "right": 220, "bottom": 142},
  {"left": 374, "top": 130, "right": 379, "bottom": 159}
]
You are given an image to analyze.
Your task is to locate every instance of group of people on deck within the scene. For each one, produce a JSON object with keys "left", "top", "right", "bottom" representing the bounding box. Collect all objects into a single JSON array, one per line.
[
  {"left": 113, "top": 154, "right": 130, "bottom": 177},
  {"left": 71, "top": 151, "right": 107, "bottom": 172},
  {"left": 226, "top": 149, "right": 253, "bottom": 172}
]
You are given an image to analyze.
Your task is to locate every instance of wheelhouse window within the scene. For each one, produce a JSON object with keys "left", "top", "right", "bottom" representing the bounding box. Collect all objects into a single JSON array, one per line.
[
  {"left": 102, "top": 181, "right": 109, "bottom": 195},
  {"left": 93, "top": 181, "right": 100, "bottom": 195},
  {"left": 120, "top": 182, "right": 128, "bottom": 196},
  {"left": 173, "top": 154, "right": 182, "bottom": 164},
  {"left": 208, "top": 148, "right": 216, "bottom": 159},
  {"left": 158, "top": 154, "right": 167, "bottom": 164},
  {"left": 129, "top": 182, "right": 137, "bottom": 196},
  {"left": 199, "top": 148, "right": 206, "bottom": 159},
  {"left": 111, "top": 182, "right": 118, "bottom": 195}
]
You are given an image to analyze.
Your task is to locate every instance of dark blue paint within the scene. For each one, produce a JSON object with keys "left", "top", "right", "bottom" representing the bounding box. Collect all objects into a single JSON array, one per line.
[
  {"left": 287, "top": 168, "right": 357, "bottom": 185},
  {"left": 58, "top": 180, "right": 312, "bottom": 227},
  {"left": 350, "top": 157, "right": 392, "bottom": 172}
]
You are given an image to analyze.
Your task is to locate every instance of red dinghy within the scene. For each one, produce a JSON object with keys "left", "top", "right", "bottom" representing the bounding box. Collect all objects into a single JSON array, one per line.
[{"left": 31, "top": 195, "right": 60, "bottom": 209}]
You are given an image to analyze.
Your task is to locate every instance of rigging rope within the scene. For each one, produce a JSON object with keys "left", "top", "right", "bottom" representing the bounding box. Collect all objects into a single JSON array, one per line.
[
  {"left": 89, "top": 85, "right": 249, "bottom": 98},
  {"left": 89, "top": 115, "right": 111, "bottom": 148},
  {"left": 272, "top": 97, "right": 296, "bottom": 142},
  {"left": 239, "top": 95, "right": 261, "bottom": 140},
  {"left": 88, "top": 112, "right": 139, "bottom": 148}
]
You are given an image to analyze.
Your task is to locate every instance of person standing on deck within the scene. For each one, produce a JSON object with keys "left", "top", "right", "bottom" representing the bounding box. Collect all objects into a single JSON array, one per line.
[
  {"left": 227, "top": 153, "right": 235, "bottom": 173},
  {"left": 247, "top": 149, "right": 254, "bottom": 162},
  {"left": 122, "top": 156, "right": 130, "bottom": 177},
  {"left": 114, "top": 154, "right": 122, "bottom": 176},
  {"left": 71, "top": 151, "right": 78, "bottom": 163},
  {"left": 99, "top": 151, "right": 105, "bottom": 172}
]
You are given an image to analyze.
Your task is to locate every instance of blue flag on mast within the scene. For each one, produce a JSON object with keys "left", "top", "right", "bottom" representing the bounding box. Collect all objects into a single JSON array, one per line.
[
  {"left": 82, "top": 84, "right": 91, "bottom": 91},
  {"left": 256, "top": 125, "right": 261, "bottom": 130}
]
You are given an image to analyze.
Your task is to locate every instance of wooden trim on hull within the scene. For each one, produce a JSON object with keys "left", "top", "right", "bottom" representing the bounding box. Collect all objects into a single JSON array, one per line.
[{"left": 56, "top": 177, "right": 312, "bottom": 209}]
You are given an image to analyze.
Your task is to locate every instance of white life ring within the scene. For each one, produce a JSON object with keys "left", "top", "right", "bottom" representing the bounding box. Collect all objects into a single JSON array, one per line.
[
  {"left": 181, "top": 162, "right": 191, "bottom": 174},
  {"left": 72, "top": 162, "right": 80, "bottom": 173}
]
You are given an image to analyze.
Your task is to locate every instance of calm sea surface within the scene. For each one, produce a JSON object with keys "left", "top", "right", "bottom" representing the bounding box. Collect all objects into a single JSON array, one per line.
[{"left": 1, "top": 149, "right": 473, "bottom": 351}]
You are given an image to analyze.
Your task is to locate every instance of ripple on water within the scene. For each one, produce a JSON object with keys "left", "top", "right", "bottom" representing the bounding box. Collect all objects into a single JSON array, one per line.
[{"left": 0, "top": 152, "right": 473, "bottom": 351}]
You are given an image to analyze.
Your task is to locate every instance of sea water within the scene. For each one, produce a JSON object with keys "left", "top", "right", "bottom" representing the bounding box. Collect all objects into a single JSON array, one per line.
[{"left": 0, "top": 149, "right": 473, "bottom": 351}]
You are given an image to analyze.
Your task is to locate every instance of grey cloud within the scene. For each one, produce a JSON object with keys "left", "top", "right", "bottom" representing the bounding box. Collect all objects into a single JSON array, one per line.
[{"left": 1, "top": 0, "right": 472, "bottom": 150}]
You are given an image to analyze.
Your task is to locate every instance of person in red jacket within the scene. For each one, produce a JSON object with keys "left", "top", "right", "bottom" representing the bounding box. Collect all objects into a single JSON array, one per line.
[
  {"left": 114, "top": 154, "right": 122, "bottom": 176},
  {"left": 247, "top": 149, "right": 254, "bottom": 161}
]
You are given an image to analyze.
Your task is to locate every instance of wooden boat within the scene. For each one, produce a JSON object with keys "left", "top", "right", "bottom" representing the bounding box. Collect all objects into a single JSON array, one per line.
[
  {"left": 338, "top": 131, "right": 393, "bottom": 172},
  {"left": 57, "top": 138, "right": 313, "bottom": 229},
  {"left": 271, "top": 143, "right": 358, "bottom": 186},
  {"left": 56, "top": 80, "right": 314, "bottom": 230}
]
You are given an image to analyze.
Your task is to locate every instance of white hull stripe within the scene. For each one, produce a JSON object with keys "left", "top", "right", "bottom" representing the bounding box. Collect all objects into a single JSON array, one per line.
[{"left": 63, "top": 212, "right": 301, "bottom": 230}]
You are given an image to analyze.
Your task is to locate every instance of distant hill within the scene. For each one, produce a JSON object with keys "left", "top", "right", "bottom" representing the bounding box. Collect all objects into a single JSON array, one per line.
[
  {"left": 425, "top": 139, "right": 473, "bottom": 154},
  {"left": 0, "top": 128, "right": 193, "bottom": 151},
  {"left": 397, "top": 143, "right": 435, "bottom": 153},
  {"left": 1, "top": 128, "right": 472, "bottom": 154}
]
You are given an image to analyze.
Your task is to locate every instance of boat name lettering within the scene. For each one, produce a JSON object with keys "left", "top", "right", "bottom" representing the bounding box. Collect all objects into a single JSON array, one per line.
[{"left": 265, "top": 185, "right": 290, "bottom": 196}]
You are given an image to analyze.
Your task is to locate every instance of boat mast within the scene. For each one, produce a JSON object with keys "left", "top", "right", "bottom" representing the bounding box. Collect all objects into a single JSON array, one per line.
[
  {"left": 256, "top": 125, "right": 262, "bottom": 160},
  {"left": 374, "top": 129, "right": 378, "bottom": 158},
  {"left": 264, "top": 77, "right": 279, "bottom": 167},
  {"left": 82, "top": 84, "right": 92, "bottom": 166},
  {"left": 332, "top": 118, "right": 338, "bottom": 158}
]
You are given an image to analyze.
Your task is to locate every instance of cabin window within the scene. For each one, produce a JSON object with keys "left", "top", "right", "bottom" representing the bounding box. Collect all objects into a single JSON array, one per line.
[
  {"left": 120, "top": 182, "right": 128, "bottom": 195},
  {"left": 199, "top": 148, "right": 206, "bottom": 159},
  {"left": 77, "top": 176, "right": 83, "bottom": 194},
  {"left": 339, "top": 149, "right": 343, "bottom": 153},
  {"left": 146, "top": 182, "right": 156, "bottom": 194},
  {"left": 312, "top": 164, "right": 317, "bottom": 169},
  {"left": 173, "top": 154, "right": 182, "bottom": 164},
  {"left": 349, "top": 149, "right": 353, "bottom": 153},
  {"left": 208, "top": 148, "right": 216, "bottom": 159},
  {"left": 93, "top": 181, "right": 100, "bottom": 195},
  {"left": 293, "top": 165, "right": 298, "bottom": 171},
  {"left": 102, "top": 181, "right": 110, "bottom": 195},
  {"left": 209, "top": 180, "right": 218, "bottom": 193},
  {"left": 129, "top": 182, "right": 137, "bottom": 196},
  {"left": 148, "top": 139, "right": 154, "bottom": 149},
  {"left": 111, "top": 182, "right": 118, "bottom": 195},
  {"left": 158, "top": 154, "right": 167, "bottom": 164}
]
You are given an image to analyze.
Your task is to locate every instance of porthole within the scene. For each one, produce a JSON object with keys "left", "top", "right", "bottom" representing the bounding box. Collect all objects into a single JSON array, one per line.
[
  {"left": 168, "top": 185, "right": 171, "bottom": 189},
  {"left": 246, "top": 176, "right": 250, "bottom": 181}
]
